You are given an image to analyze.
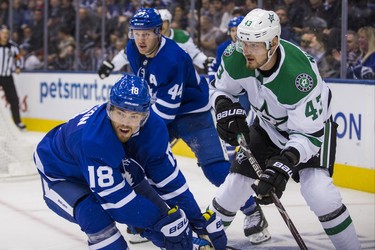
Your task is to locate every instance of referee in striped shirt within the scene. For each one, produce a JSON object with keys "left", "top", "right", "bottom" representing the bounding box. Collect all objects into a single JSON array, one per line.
[{"left": 0, "top": 25, "right": 26, "bottom": 130}]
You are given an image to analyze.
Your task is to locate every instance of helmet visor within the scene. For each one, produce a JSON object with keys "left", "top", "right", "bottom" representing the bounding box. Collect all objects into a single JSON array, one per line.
[
  {"left": 107, "top": 104, "right": 148, "bottom": 127},
  {"left": 236, "top": 38, "right": 266, "bottom": 55}
]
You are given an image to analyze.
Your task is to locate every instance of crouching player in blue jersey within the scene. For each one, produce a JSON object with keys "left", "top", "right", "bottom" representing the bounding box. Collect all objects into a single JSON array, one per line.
[{"left": 34, "top": 74, "right": 227, "bottom": 249}]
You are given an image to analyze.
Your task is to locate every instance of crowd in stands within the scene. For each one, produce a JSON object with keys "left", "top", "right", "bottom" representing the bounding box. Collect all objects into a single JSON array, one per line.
[{"left": 0, "top": 0, "right": 374, "bottom": 79}]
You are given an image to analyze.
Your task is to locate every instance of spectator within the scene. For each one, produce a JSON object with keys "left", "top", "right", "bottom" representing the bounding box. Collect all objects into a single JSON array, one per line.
[
  {"left": 219, "top": 0, "right": 236, "bottom": 33},
  {"left": 123, "top": 0, "right": 142, "bottom": 18},
  {"left": 283, "top": 0, "right": 308, "bottom": 36},
  {"left": 19, "top": 25, "right": 38, "bottom": 52},
  {"left": 105, "top": 0, "right": 122, "bottom": 19},
  {"left": 347, "top": 26, "right": 375, "bottom": 79},
  {"left": 304, "top": 0, "right": 341, "bottom": 31},
  {"left": 275, "top": 5, "right": 299, "bottom": 45},
  {"left": 299, "top": 30, "right": 315, "bottom": 55},
  {"left": 211, "top": 0, "right": 225, "bottom": 28},
  {"left": 243, "top": 0, "right": 257, "bottom": 13},
  {"left": 0, "top": 0, "right": 8, "bottom": 26},
  {"left": 47, "top": 0, "right": 62, "bottom": 54},
  {"left": 308, "top": 31, "right": 337, "bottom": 78},
  {"left": 0, "top": 25, "right": 26, "bottom": 130},
  {"left": 30, "top": 9, "right": 43, "bottom": 51},
  {"left": 78, "top": 7, "right": 99, "bottom": 48},
  {"left": 48, "top": 27, "right": 75, "bottom": 70},
  {"left": 200, "top": 0, "right": 212, "bottom": 17},
  {"left": 170, "top": 4, "right": 188, "bottom": 30},
  {"left": 346, "top": 30, "right": 362, "bottom": 67},
  {"left": 199, "top": 15, "right": 224, "bottom": 58},
  {"left": 11, "top": 0, "right": 27, "bottom": 33},
  {"left": 60, "top": 0, "right": 76, "bottom": 35},
  {"left": 20, "top": 45, "right": 43, "bottom": 70},
  {"left": 348, "top": 0, "right": 375, "bottom": 31}
]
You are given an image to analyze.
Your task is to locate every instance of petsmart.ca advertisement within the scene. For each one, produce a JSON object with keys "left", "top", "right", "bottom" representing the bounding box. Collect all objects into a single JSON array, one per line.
[{"left": 14, "top": 72, "right": 123, "bottom": 122}]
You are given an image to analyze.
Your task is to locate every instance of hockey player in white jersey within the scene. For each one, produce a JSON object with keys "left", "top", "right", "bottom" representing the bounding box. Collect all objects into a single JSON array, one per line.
[
  {"left": 34, "top": 74, "right": 227, "bottom": 249},
  {"left": 209, "top": 8, "right": 361, "bottom": 249},
  {"left": 158, "top": 8, "right": 214, "bottom": 71},
  {"left": 98, "top": 9, "right": 213, "bottom": 78}
]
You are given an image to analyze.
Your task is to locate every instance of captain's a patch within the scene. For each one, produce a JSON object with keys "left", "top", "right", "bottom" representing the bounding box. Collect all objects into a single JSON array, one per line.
[
  {"left": 223, "top": 44, "right": 235, "bottom": 57},
  {"left": 295, "top": 73, "right": 313, "bottom": 92}
]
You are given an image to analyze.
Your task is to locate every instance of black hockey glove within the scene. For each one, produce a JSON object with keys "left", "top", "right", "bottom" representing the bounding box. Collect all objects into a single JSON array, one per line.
[
  {"left": 98, "top": 60, "right": 114, "bottom": 79},
  {"left": 252, "top": 150, "right": 298, "bottom": 205},
  {"left": 203, "top": 56, "right": 215, "bottom": 73},
  {"left": 215, "top": 97, "right": 249, "bottom": 146}
]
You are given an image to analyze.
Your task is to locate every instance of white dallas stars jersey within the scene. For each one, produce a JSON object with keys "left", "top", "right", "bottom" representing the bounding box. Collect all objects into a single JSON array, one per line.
[{"left": 210, "top": 40, "right": 332, "bottom": 164}]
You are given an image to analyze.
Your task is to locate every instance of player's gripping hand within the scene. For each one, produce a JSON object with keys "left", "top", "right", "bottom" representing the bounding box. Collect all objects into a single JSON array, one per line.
[
  {"left": 204, "top": 56, "right": 215, "bottom": 73},
  {"left": 215, "top": 97, "right": 249, "bottom": 146},
  {"left": 98, "top": 60, "right": 114, "bottom": 79},
  {"left": 193, "top": 209, "right": 227, "bottom": 250},
  {"left": 252, "top": 154, "right": 294, "bottom": 205},
  {"left": 142, "top": 206, "right": 192, "bottom": 249}
]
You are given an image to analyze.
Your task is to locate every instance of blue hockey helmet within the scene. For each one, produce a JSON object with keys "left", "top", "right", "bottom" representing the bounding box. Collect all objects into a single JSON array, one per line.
[
  {"left": 228, "top": 16, "right": 244, "bottom": 29},
  {"left": 109, "top": 74, "right": 151, "bottom": 113},
  {"left": 107, "top": 74, "right": 151, "bottom": 128},
  {"left": 129, "top": 8, "right": 162, "bottom": 32}
]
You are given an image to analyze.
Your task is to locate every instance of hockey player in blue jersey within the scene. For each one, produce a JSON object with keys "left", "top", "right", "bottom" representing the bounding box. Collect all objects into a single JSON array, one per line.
[
  {"left": 123, "top": 7, "right": 231, "bottom": 199},
  {"left": 34, "top": 74, "right": 227, "bottom": 249}
]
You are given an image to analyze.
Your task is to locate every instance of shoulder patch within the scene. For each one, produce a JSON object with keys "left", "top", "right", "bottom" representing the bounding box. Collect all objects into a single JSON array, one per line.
[
  {"left": 223, "top": 44, "right": 235, "bottom": 57},
  {"left": 295, "top": 73, "right": 314, "bottom": 92}
]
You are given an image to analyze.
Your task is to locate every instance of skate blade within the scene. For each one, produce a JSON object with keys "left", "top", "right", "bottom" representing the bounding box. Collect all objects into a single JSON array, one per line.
[{"left": 248, "top": 228, "right": 271, "bottom": 245}]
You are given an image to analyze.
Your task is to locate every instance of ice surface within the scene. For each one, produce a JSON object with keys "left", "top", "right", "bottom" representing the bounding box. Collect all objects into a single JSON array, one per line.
[{"left": 0, "top": 132, "right": 373, "bottom": 250}]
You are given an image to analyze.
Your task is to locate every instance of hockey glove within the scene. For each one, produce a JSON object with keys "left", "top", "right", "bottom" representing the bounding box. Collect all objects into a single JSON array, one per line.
[
  {"left": 98, "top": 60, "right": 114, "bottom": 79},
  {"left": 215, "top": 97, "right": 249, "bottom": 146},
  {"left": 252, "top": 152, "right": 296, "bottom": 205},
  {"left": 203, "top": 56, "right": 215, "bottom": 73},
  {"left": 192, "top": 209, "right": 227, "bottom": 250},
  {"left": 141, "top": 206, "right": 192, "bottom": 250}
]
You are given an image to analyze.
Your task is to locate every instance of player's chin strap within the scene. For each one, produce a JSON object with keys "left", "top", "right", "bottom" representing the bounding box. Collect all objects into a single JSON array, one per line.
[{"left": 259, "top": 39, "right": 279, "bottom": 71}]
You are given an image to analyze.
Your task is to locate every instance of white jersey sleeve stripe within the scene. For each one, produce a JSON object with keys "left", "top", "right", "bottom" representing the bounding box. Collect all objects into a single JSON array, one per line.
[
  {"left": 97, "top": 180, "right": 126, "bottom": 197},
  {"left": 159, "top": 183, "right": 189, "bottom": 200},
  {"left": 151, "top": 105, "right": 176, "bottom": 120},
  {"left": 148, "top": 166, "right": 180, "bottom": 188},
  {"left": 101, "top": 191, "right": 137, "bottom": 210},
  {"left": 155, "top": 98, "right": 181, "bottom": 109}
]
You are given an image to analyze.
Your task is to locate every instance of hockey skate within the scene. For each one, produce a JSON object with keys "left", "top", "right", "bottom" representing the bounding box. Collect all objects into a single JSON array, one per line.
[
  {"left": 126, "top": 226, "right": 149, "bottom": 244},
  {"left": 243, "top": 204, "right": 271, "bottom": 244}
]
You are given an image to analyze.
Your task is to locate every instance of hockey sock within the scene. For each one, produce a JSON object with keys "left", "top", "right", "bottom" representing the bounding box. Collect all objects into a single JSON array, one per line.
[
  {"left": 201, "top": 161, "right": 230, "bottom": 187},
  {"left": 319, "top": 205, "right": 361, "bottom": 250},
  {"left": 75, "top": 194, "right": 128, "bottom": 249},
  {"left": 240, "top": 195, "right": 257, "bottom": 216}
]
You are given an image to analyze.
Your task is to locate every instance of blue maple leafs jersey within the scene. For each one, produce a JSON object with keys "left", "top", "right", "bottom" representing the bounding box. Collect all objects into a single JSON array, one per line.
[
  {"left": 126, "top": 37, "right": 211, "bottom": 124},
  {"left": 35, "top": 103, "right": 204, "bottom": 227}
]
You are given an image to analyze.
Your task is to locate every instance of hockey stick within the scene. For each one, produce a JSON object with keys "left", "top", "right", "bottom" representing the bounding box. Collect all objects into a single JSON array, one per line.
[
  {"left": 170, "top": 138, "right": 180, "bottom": 148},
  {"left": 237, "top": 133, "right": 308, "bottom": 250}
]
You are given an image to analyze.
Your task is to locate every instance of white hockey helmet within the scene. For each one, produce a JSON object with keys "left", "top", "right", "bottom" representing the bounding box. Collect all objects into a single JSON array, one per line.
[
  {"left": 158, "top": 9, "right": 172, "bottom": 23},
  {"left": 237, "top": 8, "right": 281, "bottom": 49}
]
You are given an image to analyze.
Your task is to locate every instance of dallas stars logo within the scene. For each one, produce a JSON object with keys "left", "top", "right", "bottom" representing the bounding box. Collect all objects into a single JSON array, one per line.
[
  {"left": 253, "top": 101, "right": 288, "bottom": 127},
  {"left": 268, "top": 14, "right": 275, "bottom": 23},
  {"left": 295, "top": 73, "right": 313, "bottom": 92}
]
